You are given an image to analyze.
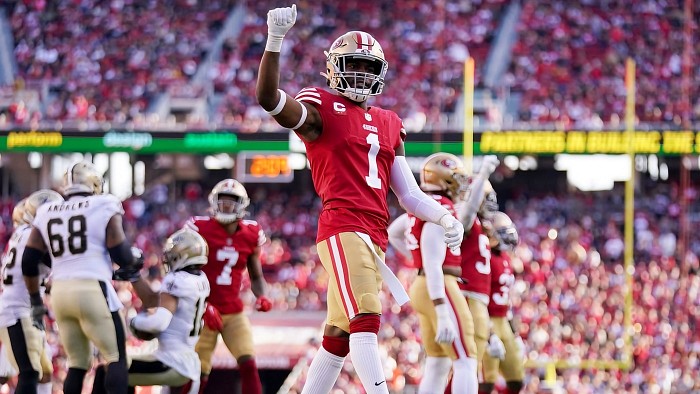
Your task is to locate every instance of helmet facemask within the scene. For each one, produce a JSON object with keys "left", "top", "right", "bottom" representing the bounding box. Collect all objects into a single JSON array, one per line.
[
  {"left": 324, "top": 31, "right": 388, "bottom": 103},
  {"left": 491, "top": 211, "right": 518, "bottom": 252},
  {"left": 208, "top": 179, "right": 250, "bottom": 224},
  {"left": 213, "top": 194, "right": 249, "bottom": 224},
  {"left": 479, "top": 191, "right": 499, "bottom": 220}
]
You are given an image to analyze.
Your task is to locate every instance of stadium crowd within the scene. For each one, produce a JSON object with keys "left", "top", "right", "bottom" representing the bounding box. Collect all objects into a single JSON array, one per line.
[
  {"left": 505, "top": 0, "right": 700, "bottom": 127},
  {"left": 1, "top": 179, "right": 698, "bottom": 393},
  {"left": 6, "top": 0, "right": 698, "bottom": 130}
]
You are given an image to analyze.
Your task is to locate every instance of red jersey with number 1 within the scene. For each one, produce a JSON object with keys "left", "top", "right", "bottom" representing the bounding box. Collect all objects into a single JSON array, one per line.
[
  {"left": 184, "top": 217, "right": 265, "bottom": 314},
  {"left": 459, "top": 217, "right": 492, "bottom": 297},
  {"left": 295, "top": 87, "right": 406, "bottom": 250}
]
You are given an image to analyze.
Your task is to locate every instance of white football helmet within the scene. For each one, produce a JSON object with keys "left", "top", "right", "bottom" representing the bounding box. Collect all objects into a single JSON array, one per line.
[
  {"left": 12, "top": 198, "right": 27, "bottom": 227},
  {"left": 23, "top": 189, "right": 64, "bottom": 223},
  {"left": 208, "top": 179, "right": 249, "bottom": 224},
  {"left": 63, "top": 162, "right": 103, "bottom": 195},
  {"left": 420, "top": 153, "right": 469, "bottom": 201},
  {"left": 323, "top": 31, "right": 388, "bottom": 102},
  {"left": 162, "top": 228, "right": 208, "bottom": 272}
]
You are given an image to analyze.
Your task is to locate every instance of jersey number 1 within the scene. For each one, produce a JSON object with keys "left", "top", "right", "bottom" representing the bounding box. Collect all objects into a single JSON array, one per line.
[{"left": 365, "top": 133, "right": 381, "bottom": 189}]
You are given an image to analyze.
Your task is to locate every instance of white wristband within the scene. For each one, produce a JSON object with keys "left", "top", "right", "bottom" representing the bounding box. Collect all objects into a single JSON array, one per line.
[
  {"left": 265, "top": 34, "right": 285, "bottom": 52},
  {"left": 292, "top": 102, "right": 307, "bottom": 130},
  {"left": 266, "top": 89, "right": 287, "bottom": 115}
]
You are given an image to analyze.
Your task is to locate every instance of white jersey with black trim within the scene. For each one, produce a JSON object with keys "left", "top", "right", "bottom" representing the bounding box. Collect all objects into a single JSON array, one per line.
[
  {"left": 155, "top": 270, "right": 210, "bottom": 381},
  {"left": 33, "top": 194, "right": 123, "bottom": 282},
  {"left": 0, "top": 225, "right": 50, "bottom": 327},
  {"left": 33, "top": 194, "right": 125, "bottom": 311}
]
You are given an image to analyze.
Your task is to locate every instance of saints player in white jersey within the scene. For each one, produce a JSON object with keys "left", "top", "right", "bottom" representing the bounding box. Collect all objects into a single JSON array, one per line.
[
  {"left": 0, "top": 199, "right": 25, "bottom": 389},
  {"left": 1, "top": 190, "right": 63, "bottom": 394},
  {"left": 92, "top": 228, "right": 211, "bottom": 394},
  {"left": 22, "top": 162, "right": 140, "bottom": 394}
]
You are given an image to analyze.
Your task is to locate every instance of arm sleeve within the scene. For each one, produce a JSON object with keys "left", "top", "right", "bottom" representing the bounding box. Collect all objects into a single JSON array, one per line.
[
  {"left": 131, "top": 307, "right": 173, "bottom": 333},
  {"left": 457, "top": 172, "right": 488, "bottom": 232},
  {"left": 108, "top": 241, "right": 134, "bottom": 267},
  {"left": 388, "top": 213, "right": 411, "bottom": 259},
  {"left": 21, "top": 246, "right": 45, "bottom": 277},
  {"left": 390, "top": 156, "right": 451, "bottom": 225},
  {"left": 420, "top": 223, "right": 448, "bottom": 301}
]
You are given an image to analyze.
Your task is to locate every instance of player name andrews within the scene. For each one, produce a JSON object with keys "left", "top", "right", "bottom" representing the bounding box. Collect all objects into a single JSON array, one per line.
[{"left": 46, "top": 200, "right": 90, "bottom": 211}]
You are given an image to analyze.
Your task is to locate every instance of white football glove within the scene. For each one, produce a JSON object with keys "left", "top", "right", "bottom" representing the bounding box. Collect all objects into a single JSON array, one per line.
[
  {"left": 515, "top": 336, "right": 526, "bottom": 359},
  {"left": 434, "top": 303, "right": 458, "bottom": 344},
  {"left": 487, "top": 333, "right": 506, "bottom": 360},
  {"left": 266, "top": 4, "right": 297, "bottom": 52},
  {"left": 479, "top": 155, "right": 500, "bottom": 177},
  {"left": 439, "top": 214, "right": 464, "bottom": 252}
]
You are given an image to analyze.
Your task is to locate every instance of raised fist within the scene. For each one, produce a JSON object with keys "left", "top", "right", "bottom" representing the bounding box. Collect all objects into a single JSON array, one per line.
[
  {"left": 267, "top": 4, "right": 297, "bottom": 38},
  {"left": 479, "top": 155, "right": 500, "bottom": 177}
]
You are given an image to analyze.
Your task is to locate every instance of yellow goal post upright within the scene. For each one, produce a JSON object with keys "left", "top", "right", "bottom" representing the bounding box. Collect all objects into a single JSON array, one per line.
[
  {"left": 513, "top": 59, "right": 637, "bottom": 384},
  {"left": 463, "top": 57, "right": 475, "bottom": 174}
]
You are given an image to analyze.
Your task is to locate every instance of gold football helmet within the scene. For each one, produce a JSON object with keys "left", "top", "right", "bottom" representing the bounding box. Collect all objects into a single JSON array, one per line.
[
  {"left": 63, "top": 162, "right": 103, "bottom": 195},
  {"left": 208, "top": 179, "right": 250, "bottom": 224},
  {"left": 490, "top": 211, "right": 518, "bottom": 251},
  {"left": 23, "top": 189, "right": 64, "bottom": 223},
  {"left": 324, "top": 31, "right": 388, "bottom": 102},
  {"left": 12, "top": 198, "right": 27, "bottom": 227},
  {"left": 163, "top": 228, "right": 209, "bottom": 272},
  {"left": 420, "top": 153, "right": 469, "bottom": 200}
]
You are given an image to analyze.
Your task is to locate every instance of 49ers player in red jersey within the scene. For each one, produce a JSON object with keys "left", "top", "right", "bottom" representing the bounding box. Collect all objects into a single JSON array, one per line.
[
  {"left": 257, "top": 5, "right": 464, "bottom": 394},
  {"left": 456, "top": 156, "right": 501, "bottom": 367},
  {"left": 480, "top": 212, "right": 524, "bottom": 394},
  {"left": 388, "top": 153, "right": 479, "bottom": 394},
  {"left": 184, "top": 179, "right": 270, "bottom": 394}
]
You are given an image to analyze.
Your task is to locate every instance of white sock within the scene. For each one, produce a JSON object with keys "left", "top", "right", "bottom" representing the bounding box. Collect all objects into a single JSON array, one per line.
[
  {"left": 452, "top": 357, "right": 478, "bottom": 394},
  {"left": 418, "top": 356, "right": 452, "bottom": 394},
  {"left": 349, "top": 332, "right": 389, "bottom": 394},
  {"left": 37, "top": 382, "right": 52, "bottom": 394},
  {"left": 301, "top": 346, "right": 345, "bottom": 394}
]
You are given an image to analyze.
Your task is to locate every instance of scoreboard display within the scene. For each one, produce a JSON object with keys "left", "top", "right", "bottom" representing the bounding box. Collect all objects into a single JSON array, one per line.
[{"left": 235, "top": 152, "right": 293, "bottom": 183}]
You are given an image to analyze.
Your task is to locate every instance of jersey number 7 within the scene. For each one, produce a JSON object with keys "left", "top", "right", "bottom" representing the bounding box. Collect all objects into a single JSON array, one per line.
[{"left": 215, "top": 248, "right": 240, "bottom": 286}]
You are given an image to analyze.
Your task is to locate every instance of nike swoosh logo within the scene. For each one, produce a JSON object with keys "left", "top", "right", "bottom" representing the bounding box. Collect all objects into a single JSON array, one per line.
[{"left": 374, "top": 381, "right": 385, "bottom": 386}]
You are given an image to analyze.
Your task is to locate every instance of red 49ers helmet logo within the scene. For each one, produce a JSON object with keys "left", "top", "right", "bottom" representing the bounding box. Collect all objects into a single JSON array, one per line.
[
  {"left": 330, "top": 38, "right": 345, "bottom": 51},
  {"left": 440, "top": 159, "right": 457, "bottom": 169}
]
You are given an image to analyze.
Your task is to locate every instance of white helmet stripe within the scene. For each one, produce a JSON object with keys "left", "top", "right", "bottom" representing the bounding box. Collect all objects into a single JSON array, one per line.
[{"left": 360, "top": 32, "right": 370, "bottom": 47}]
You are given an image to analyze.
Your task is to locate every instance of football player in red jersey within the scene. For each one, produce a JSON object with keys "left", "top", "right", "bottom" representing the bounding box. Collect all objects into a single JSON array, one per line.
[
  {"left": 257, "top": 5, "right": 464, "bottom": 394},
  {"left": 388, "top": 153, "right": 479, "bottom": 394},
  {"left": 456, "top": 156, "right": 501, "bottom": 367},
  {"left": 480, "top": 212, "right": 524, "bottom": 394},
  {"left": 184, "top": 179, "right": 270, "bottom": 394}
]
